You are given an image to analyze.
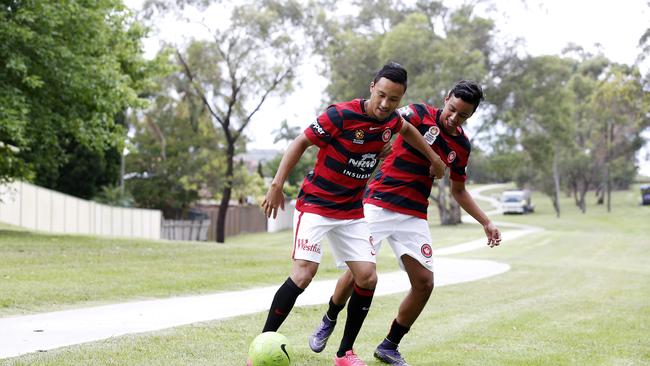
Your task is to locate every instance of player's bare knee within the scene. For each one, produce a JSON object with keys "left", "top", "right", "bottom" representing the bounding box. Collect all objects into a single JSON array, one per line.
[
  {"left": 413, "top": 273, "right": 434, "bottom": 294},
  {"left": 290, "top": 272, "right": 314, "bottom": 288},
  {"left": 355, "top": 271, "right": 377, "bottom": 289}
]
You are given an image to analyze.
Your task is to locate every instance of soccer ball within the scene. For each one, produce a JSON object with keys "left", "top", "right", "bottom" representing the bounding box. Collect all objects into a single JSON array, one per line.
[{"left": 248, "top": 332, "right": 292, "bottom": 366}]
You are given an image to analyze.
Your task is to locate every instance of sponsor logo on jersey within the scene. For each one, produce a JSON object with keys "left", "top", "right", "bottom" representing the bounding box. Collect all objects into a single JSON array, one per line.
[
  {"left": 348, "top": 153, "right": 377, "bottom": 172},
  {"left": 353, "top": 129, "right": 365, "bottom": 144},
  {"left": 447, "top": 150, "right": 457, "bottom": 163},
  {"left": 296, "top": 238, "right": 321, "bottom": 254},
  {"left": 424, "top": 125, "right": 440, "bottom": 144},
  {"left": 311, "top": 120, "right": 326, "bottom": 135},
  {"left": 421, "top": 243, "right": 432, "bottom": 258},
  {"left": 382, "top": 129, "right": 392, "bottom": 142}
]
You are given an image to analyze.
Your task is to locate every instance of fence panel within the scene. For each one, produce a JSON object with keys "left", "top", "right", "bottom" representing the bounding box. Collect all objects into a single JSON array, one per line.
[
  {"left": 161, "top": 219, "right": 211, "bottom": 241},
  {"left": 0, "top": 181, "right": 161, "bottom": 239}
]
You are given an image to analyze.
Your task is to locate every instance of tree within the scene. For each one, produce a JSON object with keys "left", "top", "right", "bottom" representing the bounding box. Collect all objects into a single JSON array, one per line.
[
  {"left": 172, "top": 1, "right": 305, "bottom": 242},
  {"left": 126, "top": 56, "right": 225, "bottom": 219},
  {"left": 587, "top": 65, "right": 650, "bottom": 211},
  {"left": 316, "top": 1, "right": 498, "bottom": 224},
  {"left": 490, "top": 55, "right": 575, "bottom": 217},
  {"left": 0, "top": 0, "right": 160, "bottom": 197},
  {"left": 264, "top": 120, "right": 317, "bottom": 198}
]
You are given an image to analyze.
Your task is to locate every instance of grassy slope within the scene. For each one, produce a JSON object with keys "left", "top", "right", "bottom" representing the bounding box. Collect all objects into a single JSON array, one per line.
[{"left": 3, "top": 186, "right": 650, "bottom": 365}]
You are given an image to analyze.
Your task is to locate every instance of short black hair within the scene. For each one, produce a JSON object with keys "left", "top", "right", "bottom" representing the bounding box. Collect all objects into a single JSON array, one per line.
[
  {"left": 373, "top": 62, "right": 408, "bottom": 91},
  {"left": 449, "top": 80, "right": 484, "bottom": 112}
]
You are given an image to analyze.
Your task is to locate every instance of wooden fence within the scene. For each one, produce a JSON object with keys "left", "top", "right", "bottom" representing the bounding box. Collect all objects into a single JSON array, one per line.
[
  {"left": 199, "top": 204, "right": 268, "bottom": 240},
  {"left": 161, "top": 219, "right": 211, "bottom": 241}
]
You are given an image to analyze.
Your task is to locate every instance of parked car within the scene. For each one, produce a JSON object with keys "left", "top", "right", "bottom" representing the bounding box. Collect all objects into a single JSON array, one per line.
[
  {"left": 501, "top": 189, "right": 534, "bottom": 214},
  {"left": 641, "top": 185, "right": 650, "bottom": 205}
]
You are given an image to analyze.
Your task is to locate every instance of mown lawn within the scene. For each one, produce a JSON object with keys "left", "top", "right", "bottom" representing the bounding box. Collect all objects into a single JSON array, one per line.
[
  {"left": 0, "top": 207, "right": 486, "bottom": 317},
  {"left": 2, "top": 186, "right": 649, "bottom": 365}
]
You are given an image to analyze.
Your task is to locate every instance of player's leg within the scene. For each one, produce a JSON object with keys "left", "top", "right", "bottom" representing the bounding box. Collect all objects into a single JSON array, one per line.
[
  {"left": 374, "top": 256, "right": 433, "bottom": 363},
  {"left": 308, "top": 269, "right": 353, "bottom": 352},
  {"left": 327, "top": 219, "right": 378, "bottom": 364},
  {"left": 262, "top": 210, "right": 328, "bottom": 332},
  {"left": 262, "top": 259, "right": 319, "bottom": 332},
  {"left": 395, "top": 255, "right": 434, "bottom": 327},
  {"left": 375, "top": 215, "right": 434, "bottom": 365}
]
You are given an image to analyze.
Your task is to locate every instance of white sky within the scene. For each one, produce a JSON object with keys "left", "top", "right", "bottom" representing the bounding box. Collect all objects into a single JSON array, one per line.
[{"left": 125, "top": 0, "right": 650, "bottom": 174}]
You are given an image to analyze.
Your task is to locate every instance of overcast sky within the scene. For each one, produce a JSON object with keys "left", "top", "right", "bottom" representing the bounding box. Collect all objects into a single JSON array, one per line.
[{"left": 126, "top": 0, "right": 650, "bottom": 173}]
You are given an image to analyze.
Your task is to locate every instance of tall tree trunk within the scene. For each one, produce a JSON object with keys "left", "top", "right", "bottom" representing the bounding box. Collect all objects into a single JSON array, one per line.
[
  {"left": 552, "top": 151, "right": 561, "bottom": 218},
  {"left": 216, "top": 143, "right": 235, "bottom": 243},
  {"left": 449, "top": 195, "right": 461, "bottom": 224},
  {"left": 435, "top": 174, "right": 461, "bottom": 225},
  {"left": 578, "top": 186, "right": 587, "bottom": 213},
  {"left": 606, "top": 119, "right": 612, "bottom": 213},
  {"left": 436, "top": 179, "right": 449, "bottom": 224},
  {"left": 606, "top": 165, "right": 612, "bottom": 212}
]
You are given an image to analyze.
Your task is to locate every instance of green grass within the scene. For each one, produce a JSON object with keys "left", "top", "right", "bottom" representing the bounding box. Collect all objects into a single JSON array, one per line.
[
  {"left": 0, "top": 218, "right": 486, "bottom": 316},
  {"left": 2, "top": 187, "right": 650, "bottom": 365}
]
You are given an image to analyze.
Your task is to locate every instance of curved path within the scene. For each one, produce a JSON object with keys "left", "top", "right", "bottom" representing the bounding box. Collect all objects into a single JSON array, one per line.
[{"left": 0, "top": 184, "right": 542, "bottom": 359}]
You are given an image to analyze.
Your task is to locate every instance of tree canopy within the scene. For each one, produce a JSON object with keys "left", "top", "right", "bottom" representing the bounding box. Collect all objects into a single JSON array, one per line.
[{"left": 0, "top": 0, "right": 162, "bottom": 197}]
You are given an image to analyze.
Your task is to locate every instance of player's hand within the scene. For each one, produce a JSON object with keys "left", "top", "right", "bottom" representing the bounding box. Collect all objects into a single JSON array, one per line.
[
  {"left": 379, "top": 142, "right": 393, "bottom": 159},
  {"left": 261, "top": 183, "right": 285, "bottom": 219},
  {"left": 429, "top": 156, "right": 446, "bottom": 179},
  {"left": 483, "top": 221, "right": 501, "bottom": 248}
]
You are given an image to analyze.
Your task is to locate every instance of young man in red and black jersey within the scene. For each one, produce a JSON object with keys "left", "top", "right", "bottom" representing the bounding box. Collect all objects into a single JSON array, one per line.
[
  {"left": 309, "top": 81, "right": 502, "bottom": 366},
  {"left": 257, "top": 63, "right": 447, "bottom": 366}
]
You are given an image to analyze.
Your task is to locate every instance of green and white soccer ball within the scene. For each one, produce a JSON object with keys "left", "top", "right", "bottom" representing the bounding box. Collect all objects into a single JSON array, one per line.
[{"left": 248, "top": 332, "right": 292, "bottom": 366}]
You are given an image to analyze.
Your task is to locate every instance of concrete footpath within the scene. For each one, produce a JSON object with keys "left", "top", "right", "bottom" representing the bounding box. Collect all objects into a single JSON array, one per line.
[{"left": 0, "top": 184, "right": 542, "bottom": 359}]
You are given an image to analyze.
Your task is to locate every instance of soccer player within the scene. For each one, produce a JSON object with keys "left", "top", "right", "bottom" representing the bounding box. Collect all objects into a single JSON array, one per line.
[
  {"left": 308, "top": 80, "right": 502, "bottom": 366},
  {"left": 257, "top": 62, "right": 447, "bottom": 366}
]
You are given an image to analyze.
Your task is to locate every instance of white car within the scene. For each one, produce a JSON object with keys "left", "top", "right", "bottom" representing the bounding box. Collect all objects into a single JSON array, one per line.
[{"left": 501, "top": 190, "right": 534, "bottom": 214}]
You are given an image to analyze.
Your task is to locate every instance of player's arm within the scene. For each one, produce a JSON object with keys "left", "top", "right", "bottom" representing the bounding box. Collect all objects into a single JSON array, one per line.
[
  {"left": 262, "top": 133, "right": 313, "bottom": 219},
  {"left": 450, "top": 179, "right": 501, "bottom": 247},
  {"left": 398, "top": 121, "right": 446, "bottom": 178}
]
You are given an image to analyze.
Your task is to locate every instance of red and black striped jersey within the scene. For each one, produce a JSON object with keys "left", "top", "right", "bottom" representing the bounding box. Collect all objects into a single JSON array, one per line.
[
  {"left": 364, "top": 103, "right": 471, "bottom": 219},
  {"left": 296, "top": 99, "right": 404, "bottom": 219}
]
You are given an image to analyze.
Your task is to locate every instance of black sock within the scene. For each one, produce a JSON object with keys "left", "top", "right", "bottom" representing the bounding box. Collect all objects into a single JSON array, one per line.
[
  {"left": 385, "top": 319, "right": 410, "bottom": 346},
  {"left": 262, "top": 277, "right": 304, "bottom": 332},
  {"left": 337, "top": 284, "right": 374, "bottom": 357},
  {"left": 326, "top": 296, "right": 346, "bottom": 321}
]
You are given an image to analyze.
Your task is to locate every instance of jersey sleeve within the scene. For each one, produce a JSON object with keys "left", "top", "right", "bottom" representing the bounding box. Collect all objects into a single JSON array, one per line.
[
  {"left": 303, "top": 106, "right": 342, "bottom": 148},
  {"left": 449, "top": 151, "right": 469, "bottom": 182},
  {"left": 397, "top": 104, "right": 422, "bottom": 128},
  {"left": 449, "top": 166, "right": 467, "bottom": 182}
]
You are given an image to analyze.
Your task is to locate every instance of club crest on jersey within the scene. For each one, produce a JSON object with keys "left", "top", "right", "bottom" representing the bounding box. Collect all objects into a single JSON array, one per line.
[
  {"left": 421, "top": 243, "right": 432, "bottom": 258},
  {"left": 397, "top": 105, "right": 412, "bottom": 118},
  {"left": 447, "top": 150, "right": 457, "bottom": 163},
  {"left": 424, "top": 126, "right": 440, "bottom": 145},
  {"left": 353, "top": 129, "right": 365, "bottom": 144},
  {"left": 382, "top": 129, "right": 392, "bottom": 142}
]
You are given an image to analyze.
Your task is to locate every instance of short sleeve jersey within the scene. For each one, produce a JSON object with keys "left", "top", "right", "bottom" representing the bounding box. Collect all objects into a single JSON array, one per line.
[
  {"left": 296, "top": 98, "right": 404, "bottom": 219},
  {"left": 364, "top": 103, "right": 471, "bottom": 219}
]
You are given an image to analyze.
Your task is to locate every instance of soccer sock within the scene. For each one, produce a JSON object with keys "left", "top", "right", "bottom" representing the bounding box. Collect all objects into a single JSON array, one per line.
[
  {"left": 262, "top": 277, "right": 304, "bottom": 332},
  {"left": 336, "top": 283, "right": 374, "bottom": 357},
  {"left": 384, "top": 318, "right": 410, "bottom": 347},
  {"left": 326, "top": 296, "right": 346, "bottom": 321}
]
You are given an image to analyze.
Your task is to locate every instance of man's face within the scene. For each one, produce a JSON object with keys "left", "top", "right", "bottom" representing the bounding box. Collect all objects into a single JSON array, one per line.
[
  {"left": 367, "top": 77, "right": 406, "bottom": 121},
  {"left": 440, "top": 94, "right": 475, "bottom": 134}
]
